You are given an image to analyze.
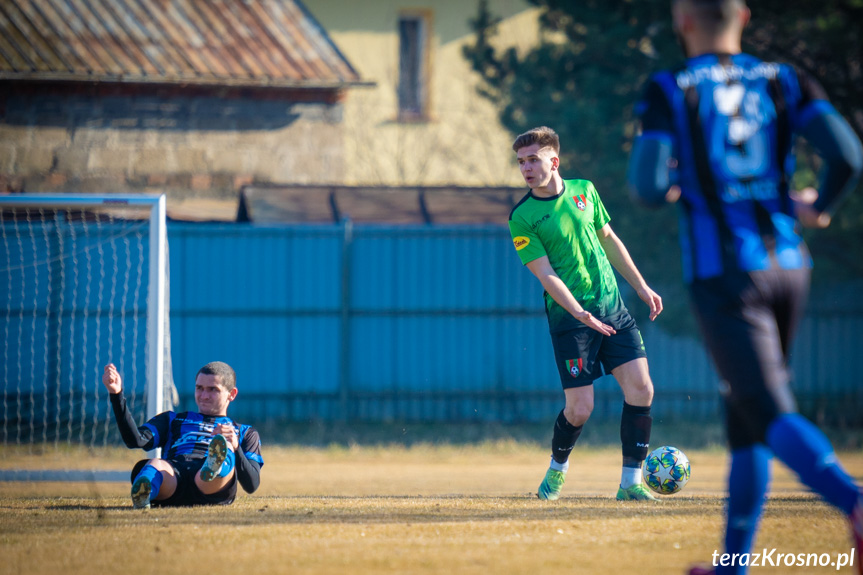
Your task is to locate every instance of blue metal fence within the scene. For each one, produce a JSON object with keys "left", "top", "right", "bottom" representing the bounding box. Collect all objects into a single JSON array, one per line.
[
  {"left": 4, "top": 219, "right": 860, "bottom": 439},
  {"left": 167, "top": 222, "right": 863, "bottom": 427}
]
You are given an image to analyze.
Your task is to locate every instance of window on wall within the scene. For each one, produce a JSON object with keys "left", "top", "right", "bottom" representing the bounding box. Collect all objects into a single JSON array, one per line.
[{"left": 398, "top": 12, "right": 430, "bottom": 121}]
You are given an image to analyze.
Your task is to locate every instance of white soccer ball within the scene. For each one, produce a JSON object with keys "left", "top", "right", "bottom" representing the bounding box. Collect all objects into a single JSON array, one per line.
[{"left": 643, "top": 445, "right": 691, "bottom": 495}]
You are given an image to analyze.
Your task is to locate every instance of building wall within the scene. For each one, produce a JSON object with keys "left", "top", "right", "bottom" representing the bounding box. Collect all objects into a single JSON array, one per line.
[
  {"left": 0, "top": 85, "right": 347, "bottom": 208},
  {"left": 0, "top": 1, "right": 539, "bottom": 201},
  {"left": 306, "top": 0, "right": 539, "bottom": 187}
]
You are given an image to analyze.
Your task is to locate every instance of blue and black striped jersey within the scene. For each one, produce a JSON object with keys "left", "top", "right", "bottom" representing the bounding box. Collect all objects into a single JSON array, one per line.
[
  {"left": 109, "top": 391, "right": 263, "bottom": 494},
  {"left": 142, "top": 410, "right": 264, "bottom": 467},
  {"left": 633, "top": 53, "right": 833, "bottom": 282}
]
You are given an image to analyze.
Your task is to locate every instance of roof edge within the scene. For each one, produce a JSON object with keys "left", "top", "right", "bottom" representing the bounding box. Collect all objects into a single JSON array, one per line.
[{"left": 0, "top": 73, "right": 376, "bottom": 90}]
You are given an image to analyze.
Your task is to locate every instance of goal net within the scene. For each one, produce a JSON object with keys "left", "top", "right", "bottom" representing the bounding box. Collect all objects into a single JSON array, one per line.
[{"left": 0, "top": 194, "right": 173, "bottom": 449}]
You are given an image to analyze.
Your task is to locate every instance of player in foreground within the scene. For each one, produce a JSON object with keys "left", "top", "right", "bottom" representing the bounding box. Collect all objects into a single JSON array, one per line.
[
  {"left": 509, "top": 126, "right": 663, "bottom": 502},
  {"left": 103, "top": 361, "right": 264, "bottom": 509},
  {"left": 627, "top": 0, "right": 863, "bottom": 572}
]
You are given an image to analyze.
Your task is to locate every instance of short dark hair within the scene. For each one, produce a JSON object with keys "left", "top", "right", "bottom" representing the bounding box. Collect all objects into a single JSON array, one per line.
[
  {"left": 675, "top": 0, "right": 746, "bottom": 33},
  {"left": 512, "top": 126, "right": 560, "bottom": 154},
  {"left": 196, "top": 361, "right": 236, "bottom": 391}
]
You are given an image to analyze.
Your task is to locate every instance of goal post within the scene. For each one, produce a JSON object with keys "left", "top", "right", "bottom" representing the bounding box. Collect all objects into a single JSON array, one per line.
[
  {"left": 0, "top": 193, "right": 173, "bottom": 449},
  {"left": 146, "top": 194, "right": 167, "bottom": 425}
]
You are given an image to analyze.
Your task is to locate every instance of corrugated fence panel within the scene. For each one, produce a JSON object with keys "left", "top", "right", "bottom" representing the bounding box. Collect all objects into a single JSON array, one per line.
[
  {"left": 351, "top": 227, "right": 540, "bottom": 310},
  {"left": 169, "top": 225, "right": 343, "bottom": 421},
  {"left": 639, "top": 323, "right": 722, "bottom": 422},
  {"left": 172, "top": 225, "right": 343, "bottom": 312},
  {"left": 790, "top": 314, "right": 863, "bottom": 421},
  {"left": 164, "top": 223, "right": 863, "bottom": 426},
  {"left": 346, "top": 227, "right": 565, "bottom": 421}
]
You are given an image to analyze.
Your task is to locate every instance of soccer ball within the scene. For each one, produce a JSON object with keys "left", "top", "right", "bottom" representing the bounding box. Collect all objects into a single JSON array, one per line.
[{"left": 642, "top": 445, "right": 691, "bottom": 495}]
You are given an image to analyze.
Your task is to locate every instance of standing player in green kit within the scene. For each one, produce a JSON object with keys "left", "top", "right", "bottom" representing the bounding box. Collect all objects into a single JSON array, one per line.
[{"left": 509, "top": 126, "right": 664, "bottom": 501}]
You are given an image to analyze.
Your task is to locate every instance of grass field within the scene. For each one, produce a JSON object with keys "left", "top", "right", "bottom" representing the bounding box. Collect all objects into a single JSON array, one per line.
[{"left": 1, "top": 442, "right": 861, "bottom": 575}]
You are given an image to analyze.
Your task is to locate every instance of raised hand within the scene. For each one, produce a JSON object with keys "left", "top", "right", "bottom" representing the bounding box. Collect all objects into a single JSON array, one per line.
[{"left": 102, "top": 363, "right": 122, "bottom": 394}]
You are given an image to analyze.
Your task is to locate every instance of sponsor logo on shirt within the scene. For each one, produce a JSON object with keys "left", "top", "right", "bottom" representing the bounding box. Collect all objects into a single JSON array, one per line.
[
  {"left": 530, "top": 214, "right": 550, "bottom": 230},
  {"left": 513, "top": 236, "right": 530, "bottom": 251},
  {"left": 675, "top": 62, "right": 779, "bottom": 90}
]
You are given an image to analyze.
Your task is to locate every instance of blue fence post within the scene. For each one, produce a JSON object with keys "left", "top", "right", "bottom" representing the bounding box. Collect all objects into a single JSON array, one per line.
[{"left": 339, "top": 218, "right": 353, "bottom": 421}]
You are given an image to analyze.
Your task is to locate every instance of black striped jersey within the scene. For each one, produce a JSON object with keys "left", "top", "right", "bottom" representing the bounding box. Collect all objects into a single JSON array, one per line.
[
  {"left": 634, "top": 53, "right": 831, "bottom": 282},
  {"left": 141, "top": 410, "right": 264, "bottom": 467},
  {"left": 109, "top": 391, "right": 264, "bottom": 496}
]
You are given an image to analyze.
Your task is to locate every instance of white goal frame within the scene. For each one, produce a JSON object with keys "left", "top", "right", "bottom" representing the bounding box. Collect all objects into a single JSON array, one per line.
[{"left": 0, "top": 193, "right": 168, "bottom": 426}]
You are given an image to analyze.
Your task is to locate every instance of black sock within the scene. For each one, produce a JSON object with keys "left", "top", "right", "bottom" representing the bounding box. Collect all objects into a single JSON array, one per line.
[
  {"left": 551, "top": 410, "right": 583, "bottom": 464},
  {"left": 621, "top": 402, "right": 652, "bottom": 468}
]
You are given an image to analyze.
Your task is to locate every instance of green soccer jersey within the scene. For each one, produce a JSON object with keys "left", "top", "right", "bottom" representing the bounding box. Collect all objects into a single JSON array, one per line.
[{"left": 508, "top": 179, "right": 624, "bottom": 333}]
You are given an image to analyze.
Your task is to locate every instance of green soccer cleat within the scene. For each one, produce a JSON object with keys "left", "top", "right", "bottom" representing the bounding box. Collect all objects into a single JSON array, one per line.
[
  {"left": 616, "top": 483, "right": 660, "bottom": 502},
  {"left": 131, "top": 475, "right": 152, "bottom": 509},
  {"left": 200, "top": 434, "right": 228, "bottom": 482},
  {"left": 537, "top": 468, "right": 566, "bottom": 501}
]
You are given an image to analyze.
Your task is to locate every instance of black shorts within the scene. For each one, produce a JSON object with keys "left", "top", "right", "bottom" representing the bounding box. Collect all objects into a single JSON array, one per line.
[
  {"left": 550, "top": 310, "right": 647, "bottom": 389},
  {"left": 689, "top": 268, "right": 810, "bottom": 448},
  {"left": 131, "top": 458, "right": 237, "bottom": 507}
]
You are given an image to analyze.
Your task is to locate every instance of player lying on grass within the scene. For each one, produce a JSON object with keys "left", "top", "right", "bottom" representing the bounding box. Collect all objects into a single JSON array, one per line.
[{"left": 102, "top": 361, "right": 263, "bottom": 509}]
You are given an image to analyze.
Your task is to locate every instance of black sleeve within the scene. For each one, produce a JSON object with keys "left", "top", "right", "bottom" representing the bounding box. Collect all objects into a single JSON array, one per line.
[
  {"left": 235, "top": 426, "right": 263, "bottom": 494},
  {"left": 794, "top": 67, "right": 829, "bottom": 107},
  {"left": 628, "top": 135, "right": 676, "bottom": 208},
  {"left": 235, "top": 448, "right": 262, "bottom": 493},
  {"left": 628, "top": 77, "right": 677, "bottom": 207},
  {"left": 785, "top": 67, "right": 863, "bottom": 214},
  {"left": 802, "top": 110, "right": 863, "bottom": 214},
  {"left": 109, "top": 391, "right": 156, "bottom": 450}
]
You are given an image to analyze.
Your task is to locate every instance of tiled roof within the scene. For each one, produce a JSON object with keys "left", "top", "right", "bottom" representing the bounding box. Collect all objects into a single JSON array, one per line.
[
  {"left": 237, "top": 186, "right": 527, "bottom": 225},
  {"left": 0, "top": 0, "right": 362, "bottom": 87}
]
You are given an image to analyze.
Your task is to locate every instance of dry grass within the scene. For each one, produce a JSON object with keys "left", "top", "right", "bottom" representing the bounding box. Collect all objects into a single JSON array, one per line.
[{"left": 1, "top": 443, "right": 861, "bottom": 575}]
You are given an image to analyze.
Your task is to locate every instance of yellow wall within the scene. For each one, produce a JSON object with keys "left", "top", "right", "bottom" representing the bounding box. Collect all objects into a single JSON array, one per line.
[{"left": 306, "top": 0, "right": 540, "bottom": 187}]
